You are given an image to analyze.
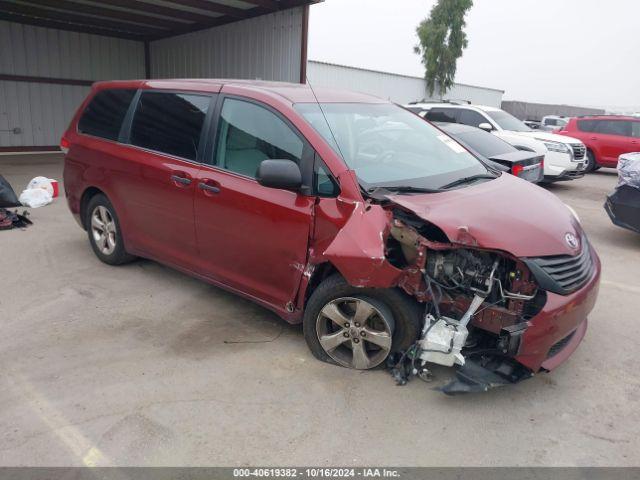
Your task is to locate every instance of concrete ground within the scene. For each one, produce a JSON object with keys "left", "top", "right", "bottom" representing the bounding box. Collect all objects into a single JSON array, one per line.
[{"left": 1, "top": 153, "right": 639, "bottom": 467}]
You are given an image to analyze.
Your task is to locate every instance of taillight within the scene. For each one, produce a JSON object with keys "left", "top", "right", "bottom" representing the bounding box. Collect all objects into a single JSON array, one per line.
[
  {"left": 512, "top": 164, "right": 524, "bottom": 177},
  {"left": 60, "top": 136, "right": 70, "bottom": 154}
]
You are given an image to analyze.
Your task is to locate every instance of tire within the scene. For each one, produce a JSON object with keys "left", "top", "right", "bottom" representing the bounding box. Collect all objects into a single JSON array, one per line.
[
  {"left": 85, "top": 194, "right": 136, "bottom": 265},
  {"left": 585, "top": 150, "right": 597, "bottom": 172},
  {"left": 303, "top": 274, "right": 421, "bottom": 369}
]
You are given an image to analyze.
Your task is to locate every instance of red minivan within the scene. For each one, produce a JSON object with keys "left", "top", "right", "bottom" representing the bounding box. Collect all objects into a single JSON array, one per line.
[
  {"left": 556, "top": 115, "right": 640, "bottom": 171},
  {"left": 62, "top": 80, "right": 600, "bottom": 394}
]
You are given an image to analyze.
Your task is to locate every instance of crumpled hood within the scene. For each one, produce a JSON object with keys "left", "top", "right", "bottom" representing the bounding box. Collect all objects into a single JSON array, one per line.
[{"left": 387, "top": 174, "right": 582, "bottom": 258}]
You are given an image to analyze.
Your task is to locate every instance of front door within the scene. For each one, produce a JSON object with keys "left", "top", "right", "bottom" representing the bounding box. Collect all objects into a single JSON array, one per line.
[{"left": 194, "top": 96, "right": 315, "bottom": 311}]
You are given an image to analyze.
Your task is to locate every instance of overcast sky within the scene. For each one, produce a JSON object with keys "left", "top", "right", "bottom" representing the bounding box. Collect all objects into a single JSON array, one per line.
[{"left": 308, "top": 0, "right": 639, "bottom": 109}]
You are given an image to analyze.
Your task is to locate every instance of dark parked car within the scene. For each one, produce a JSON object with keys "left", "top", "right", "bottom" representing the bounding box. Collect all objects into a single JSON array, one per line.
[
  {"left": 605, "top": 153, "right": 640, "bottom": 234},
  {"left": 436, "top": 123, "right": 544, "bottom": 183},
  {"left": 557, "top": 115, "right": 640, "bottom": 171},
  {"left": 62, "top": 80, "right": 600, "bottom": 394}
]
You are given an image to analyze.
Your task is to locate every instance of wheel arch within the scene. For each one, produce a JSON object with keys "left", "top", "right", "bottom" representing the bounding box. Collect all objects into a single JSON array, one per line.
[
  {"left": 79, "top": 186, "right": 106, "bottom": 230},
  {"left": 303, "top": 261, "right": 341, "bottom": 306}
]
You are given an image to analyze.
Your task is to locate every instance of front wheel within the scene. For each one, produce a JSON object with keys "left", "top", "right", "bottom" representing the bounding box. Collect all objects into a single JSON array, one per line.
[
  {"left": 585, "top": 150, "right": 597, "bottom": 172},
  {"left": 303, "top": 275, "right": 421, "bottom": 370}
]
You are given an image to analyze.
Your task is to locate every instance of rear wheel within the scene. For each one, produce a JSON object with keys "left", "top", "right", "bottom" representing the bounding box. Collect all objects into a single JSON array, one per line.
[
  {"left": 585, "top": 150, "right": 597, "bottom": 172},
  {"left": 86, "top": 194, "right": 136, "bottom": 265},
  {"left": 303, "top": 274, "right": 421, "bottom": 370}
]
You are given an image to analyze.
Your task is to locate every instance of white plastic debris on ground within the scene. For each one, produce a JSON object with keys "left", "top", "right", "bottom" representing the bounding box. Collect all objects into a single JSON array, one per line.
[
  {"left": 19, "top": 176, "right": 54, "bottom": 208},
  {"left": 617, "top": 152, "right": 640, "bottom": 190}
]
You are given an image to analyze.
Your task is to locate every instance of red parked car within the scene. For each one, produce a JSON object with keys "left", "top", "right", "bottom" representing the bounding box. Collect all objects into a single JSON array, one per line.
[
  {"left": 556, "top": 115, "right": 640, "bottom": 171},
  {"left": 62, "top": 80, "right": 600, "bottom": 394}
]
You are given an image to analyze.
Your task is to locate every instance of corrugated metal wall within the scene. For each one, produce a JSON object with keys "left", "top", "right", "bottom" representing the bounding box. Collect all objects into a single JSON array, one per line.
[
  {"left": 0, "top": 81, "right": 89, "bottom": 147},
  {"left": 150, "top": 8, "right": 304, "bottom": 82},
  {"left": 0, "top": 20, "right": 144, "bottom": 148},
  {"left": 501, "top": 100, "right": 605, "bottom": 121},
  {"left": 0, "top": 20, "right": 144, "bottom": 80},
  {"left": 307, "top": 61, "right": 504, "bottom": 107}
]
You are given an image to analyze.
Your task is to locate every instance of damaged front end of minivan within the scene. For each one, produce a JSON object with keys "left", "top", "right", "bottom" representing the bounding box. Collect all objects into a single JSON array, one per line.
[
  {"left": 383, "top": 208, "right": 542, "bottom": 394},
  {"left": 307, "top": 174, "right": 598, "bottom": 395}
]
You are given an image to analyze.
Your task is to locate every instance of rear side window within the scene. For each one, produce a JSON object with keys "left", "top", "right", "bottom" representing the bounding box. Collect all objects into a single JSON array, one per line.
[
  {"left": 215, "top": 98, "right": 304, "bottom": 178},
  {"left": 597, "top": 120, "right": 632, "bottom": 137},
  {"left": 130, "top": 92, "right": 211, "bottom": 161},
  {"left": 78, "top": 89, "right": 136, "bottom": 141},
  {"left": 425, "top": 108, "right": 458, "bottom": 123},
  {"left": 632, "top": 122, "right": 640, "bottom": 138}
]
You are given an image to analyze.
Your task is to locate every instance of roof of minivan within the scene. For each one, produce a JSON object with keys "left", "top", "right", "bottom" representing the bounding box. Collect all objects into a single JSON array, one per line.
[{"left": 92, "top": 79, "right": 388, "bottom": 105}]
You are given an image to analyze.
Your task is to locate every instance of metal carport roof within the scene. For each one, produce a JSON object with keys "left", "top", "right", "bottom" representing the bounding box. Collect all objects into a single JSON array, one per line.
[{"left": 0, "top": 0, "right": 319, "bottom": 40}]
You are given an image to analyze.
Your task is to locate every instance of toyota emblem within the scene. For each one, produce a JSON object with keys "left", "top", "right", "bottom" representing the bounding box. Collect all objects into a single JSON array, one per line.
[{"left": 565, "top": 233, "right": 579, "bottom": 249}]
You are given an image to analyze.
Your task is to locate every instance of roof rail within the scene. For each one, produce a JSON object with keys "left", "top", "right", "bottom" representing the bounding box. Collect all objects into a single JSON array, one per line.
[{"left": 408, "top": 99, "right": 471, "bottom": 106}]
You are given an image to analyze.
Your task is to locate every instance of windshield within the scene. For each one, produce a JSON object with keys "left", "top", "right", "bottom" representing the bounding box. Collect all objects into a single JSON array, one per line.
[
  {"left": 453, "top": 129, "right": 516, "bottom": 158},
  {"left": 486, "top": 110, "right": 532, "bottom": 132},
  {"left": 294, "top": 103, "right": 490, "bottom": 191}
]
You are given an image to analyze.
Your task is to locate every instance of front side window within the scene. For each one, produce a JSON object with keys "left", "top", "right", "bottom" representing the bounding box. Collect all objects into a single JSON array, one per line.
[
  {"left": 459, "top": 109, "right": 489, "bottom": 128},
  {"left": 130, "top": 92, "right": 210, "bottom": 161},
  {"left": 295, "top": 103, "right": 491, "bottom": 191},
  {"left": 78, "top": 89, "right": 136, "bottom": 141},
  {"left": 578, "top": 119, "right": 598, "bottom": 132},
  {"left": 314, "top": 161, "right": 339, "bottom": 197},
  {"left": 215, "top": 98, "right": 304, "bottom": 178},
  {"left": 485, "top": 110, "right": 532, "bottom": 132}
]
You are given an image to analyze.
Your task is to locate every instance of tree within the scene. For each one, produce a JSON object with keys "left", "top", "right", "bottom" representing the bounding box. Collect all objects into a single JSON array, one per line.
[{"left": 414, "top": 0, "right": 473, "bottom": 97}]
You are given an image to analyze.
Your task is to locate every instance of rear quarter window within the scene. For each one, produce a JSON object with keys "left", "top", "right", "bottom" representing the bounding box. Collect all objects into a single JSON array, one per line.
[
  {"left": 425, "top": 108, "right": 458, "bottom": 123},
  {"left": 78, "top": 89, "right": 136, "bottom": 141}
]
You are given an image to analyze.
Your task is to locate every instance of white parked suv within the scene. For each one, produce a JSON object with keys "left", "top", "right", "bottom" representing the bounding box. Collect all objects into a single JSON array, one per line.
[
  {"left": 540, "top": 115, "right": 569, "bottom": 132},
  {"left": 405, "top": 103, "right": 587, "bottom": 181}
]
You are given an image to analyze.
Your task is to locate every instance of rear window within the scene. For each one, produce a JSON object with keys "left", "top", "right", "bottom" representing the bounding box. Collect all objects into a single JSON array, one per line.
[
  {"left": 130, "top": 92, "right": 211, "bottom": 161},
  {"left": 454, "top": 129, "right": 515, "bottom": 158},
  {"left": 78, "top": 89, "right": 136, "bottom": 141}
]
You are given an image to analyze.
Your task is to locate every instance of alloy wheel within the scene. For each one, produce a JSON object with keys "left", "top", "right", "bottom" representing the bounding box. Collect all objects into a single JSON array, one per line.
[
  {"left": 316, "top": 297, "right": 394, "bottom": 370},
  {"left": 91, "top": 205, "right": 117, "bottom": 255}
]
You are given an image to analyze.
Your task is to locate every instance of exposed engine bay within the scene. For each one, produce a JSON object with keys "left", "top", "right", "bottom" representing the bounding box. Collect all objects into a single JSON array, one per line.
[{"left": 384, "top": 208, "right": 544, "bottom": 394}]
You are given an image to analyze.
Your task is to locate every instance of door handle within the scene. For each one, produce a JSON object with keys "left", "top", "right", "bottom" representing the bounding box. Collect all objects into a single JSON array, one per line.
[
  {"left": 171, "top": 174, "right": 192, "bottom": 186},
  {"left": 198, "top": 182, "right": 220, "bottom": 194}
]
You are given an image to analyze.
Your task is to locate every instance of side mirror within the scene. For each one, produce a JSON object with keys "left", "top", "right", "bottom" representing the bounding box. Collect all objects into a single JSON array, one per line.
[
  {"left": 478, "top": 122, "right": 493, "bottom": 132},
  {"left": 256, "top": 159, "right": 302, "bottom": 191}
]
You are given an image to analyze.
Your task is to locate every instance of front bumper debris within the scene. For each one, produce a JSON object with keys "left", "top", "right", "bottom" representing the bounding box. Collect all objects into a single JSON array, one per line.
[{"left": 440, "top": 358, "right": 533, "bottom": 395}]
